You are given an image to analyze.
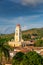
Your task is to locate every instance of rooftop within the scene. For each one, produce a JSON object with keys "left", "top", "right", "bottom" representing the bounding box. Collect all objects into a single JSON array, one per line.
[{"left": 17, "top": 24, "right": 20, "bottom": 27}]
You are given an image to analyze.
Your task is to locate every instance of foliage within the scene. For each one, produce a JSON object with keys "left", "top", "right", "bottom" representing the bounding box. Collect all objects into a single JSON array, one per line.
[
  {"left": 22, "top": 34, "right": 31, "bottom": 41},
  {"left": 0, "top": 38, "right": 12, "bottom": 65},
  {"left": 12, "top": 52, "right": 24, "bottom": 65},
  {"left": 25, "top": 51, "right": 43, "bottom": 65},
  {"left": 0, "top": 28, "right": 43, "bottom": 41},
  {"left": 12, "top": 51, "right": 43, "bottom": 65},
  {"left": 22, "top": 28, "right": 43, "bottom": 40},
  {"left": 32, "top": 33, "right": 38, "bottom": 36},
  {"left": 34, "top": 40, "right": 43, "bottom": 47}
]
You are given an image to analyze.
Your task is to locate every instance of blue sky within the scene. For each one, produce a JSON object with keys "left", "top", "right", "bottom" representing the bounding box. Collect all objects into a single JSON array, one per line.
[{"left": 0, "top": 0, "right": 43, "bottom": 34}]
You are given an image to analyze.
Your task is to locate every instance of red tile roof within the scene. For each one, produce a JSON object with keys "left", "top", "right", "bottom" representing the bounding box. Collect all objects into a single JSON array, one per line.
[{"left": 17, "top": 24, "right": 20, "bottom": 27}]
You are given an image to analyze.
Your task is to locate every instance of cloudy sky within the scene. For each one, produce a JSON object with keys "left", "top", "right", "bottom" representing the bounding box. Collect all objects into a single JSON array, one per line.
[{"left": 0, "top": 0, "right": 43, "bottom": 34}]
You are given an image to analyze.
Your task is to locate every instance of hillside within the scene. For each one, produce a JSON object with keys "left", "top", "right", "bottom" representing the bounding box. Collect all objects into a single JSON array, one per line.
[
  {"left": 22, "top": 28, "right": 43, "bottom": 36},
  {"left": 0, "top": 28, "right": 43, "bottom": 41}
]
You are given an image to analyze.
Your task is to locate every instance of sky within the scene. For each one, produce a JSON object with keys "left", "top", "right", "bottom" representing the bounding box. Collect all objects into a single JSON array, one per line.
[{"left": 0, "top": 0, "right": 43, "bottom": 34}]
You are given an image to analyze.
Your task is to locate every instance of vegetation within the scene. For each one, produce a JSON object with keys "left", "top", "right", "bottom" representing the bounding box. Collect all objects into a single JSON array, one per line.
[
  {"left": 0, "top": 38, "right": 12, "bottom": 65},
  {"left": 0, "top": 28, "right": 43, "bottom": 41},
  {"left": 0, "top": 28, "right": 43, "bottom": 65},
  {"left": 22, "top": 28, "right": 43, "bottom": 40},
  {"left": 12, "top": 51, "right": 43, "bottom": 65},
  {"left": 0, "top": 28, "right": 43, "bottom": 47},
  {"left": 0, "top": 33, "right": 14, "bottom": 42},
  {"left": 22, "top": 34, "right": 31, "bottom": 41},
  {"left": 34, "top": 40, "right": 43, "bottom": 47},
  {"left": 12, "top": 52, "right": 24, "bottom": 65}
]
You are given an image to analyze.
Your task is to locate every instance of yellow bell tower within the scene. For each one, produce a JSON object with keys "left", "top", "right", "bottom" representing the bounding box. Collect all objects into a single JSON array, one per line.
[
  {"left": 15, "top": 24, "right": 22, "bottom": 42},
  {"left": 8, "top": 24, "right": 22, "bottom": 47}
]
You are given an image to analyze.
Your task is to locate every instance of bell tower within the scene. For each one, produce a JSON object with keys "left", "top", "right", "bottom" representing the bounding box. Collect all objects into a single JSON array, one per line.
[
  {"left": 15, "top": 24, "right": 22, "bottom": 42},
  {"left": 8, "top": 24, "right": 23, "bottom": 47}
]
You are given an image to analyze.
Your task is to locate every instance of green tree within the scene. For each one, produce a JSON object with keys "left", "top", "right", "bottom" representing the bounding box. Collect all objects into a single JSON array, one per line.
[
  {"left": 12, "top": 52, "right": 25, "bottom": 65},
  {"left": 22, "top": 34, "right": 31, "bottom": 41},
  {"left": 0, "top": 38, "right": 12, "bottom": 65},
  {"left": 12, "top": 51, "right": 43, "bottom": 65},
  {"left": 34, "top": 40, "right": 43, "bottom": 47},
  {"left": 20, "top": 51, "right": 43, "bottom": 65}
]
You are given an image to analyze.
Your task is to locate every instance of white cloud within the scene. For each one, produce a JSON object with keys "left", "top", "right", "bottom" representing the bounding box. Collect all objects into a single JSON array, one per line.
[
  {"left": 0, "top": 14, "right": 43, "bottom": 34},
  {"left": 21, "top": 0, "right": 43, "bottom": 4},
  {"left": 21, "top": 26, "right": 28, "bottom": 30},
  {"left": 9, "top": 0, "right": 43, "bottom": 5},
  {"left": 0, "top": 26, "right": 15, "bottom": 34},
  {"left": 0, "top": 28, "right": 5, "bottom": 34}
]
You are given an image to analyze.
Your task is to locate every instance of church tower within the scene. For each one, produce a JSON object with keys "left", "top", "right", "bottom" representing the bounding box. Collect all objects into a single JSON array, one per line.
[
  {"left": 8, "top": 24, "right": 22, "bottom": 47},
  {"left": 15, "top": 24, "right": 22, "bottom": 42}
]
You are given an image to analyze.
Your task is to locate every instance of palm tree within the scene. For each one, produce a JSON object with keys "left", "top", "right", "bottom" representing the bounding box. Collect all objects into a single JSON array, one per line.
[{"left": 0, "top": 38, "right": 12, "bottom": 65}]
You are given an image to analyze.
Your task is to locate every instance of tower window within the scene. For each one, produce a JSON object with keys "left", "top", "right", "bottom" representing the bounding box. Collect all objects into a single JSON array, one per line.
[{"left": 16, "top": 33, "right": 18, "bottom": 35}]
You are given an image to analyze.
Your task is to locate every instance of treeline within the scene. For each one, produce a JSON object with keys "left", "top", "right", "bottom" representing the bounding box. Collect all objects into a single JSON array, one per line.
[
  {"left": 22, "top": 28, "right": 43, "bottom": 40},
  {"left": 34, "top": 40, "right": 43, "bottom": 47},
  {"left": 0, "top": 34, "right": 14, "bottom": 42},
  {"left": 22, "top": 33, "right": 38, "bottom": 41},
  {"left": 0, "top": 34, "right": 43, "bottom": 47},
  {"left": 0, "top": 28, "right": 43, "bottom": 41},
  {"left": 22, "top": 33, "right": 43, "bottom": 46},
  {"left": 12, "top": 51, "right": 43, "bottom": 65},
  {"left": 22, "top": 28, "right": 43, "bottom": 38},
  {"left": 0, "top": 28, "right": 43, "bottom": 47},
  {"left": 22, "top": 34, "right": 31, "bottom": 41}
]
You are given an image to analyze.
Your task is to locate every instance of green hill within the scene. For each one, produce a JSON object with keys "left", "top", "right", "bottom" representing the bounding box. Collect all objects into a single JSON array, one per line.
[
  {"left": 22, "top": 28, "right": 43, "bottom": 36},
  {"left": 0, "top": 28, "right": 43, "bottom": 41}
]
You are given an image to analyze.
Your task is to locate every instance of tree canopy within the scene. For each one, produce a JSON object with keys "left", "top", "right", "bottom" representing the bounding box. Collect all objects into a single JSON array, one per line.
[
  {"left": 34, "top": 40, "right": 43, "bottom": 47},
  {"left": 12, "top": 51, "right": 43, "bottom": 65},
  {"left": 12, "top": 52, "right": 25, "bottom": 65},
  {"left": 0, "top": 38, "right": 12, "bottom": 65}
]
